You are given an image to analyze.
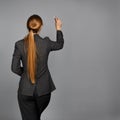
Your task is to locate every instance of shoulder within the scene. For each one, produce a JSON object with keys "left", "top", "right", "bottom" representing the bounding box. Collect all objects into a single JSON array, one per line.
[
  {"left": 15, "top": 39, "right": 24, "bottom": 44},
  {"left": 15, "top": 39, "right": 24, "bottom": 46},
  {"left": 43, "top": 36, "right": 52, "bottom": 44}
]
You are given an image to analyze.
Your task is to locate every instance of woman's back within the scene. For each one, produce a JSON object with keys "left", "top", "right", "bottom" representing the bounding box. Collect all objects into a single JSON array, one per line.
[{"left": 11, "top": 30, "right": 64, "bottom": 96}]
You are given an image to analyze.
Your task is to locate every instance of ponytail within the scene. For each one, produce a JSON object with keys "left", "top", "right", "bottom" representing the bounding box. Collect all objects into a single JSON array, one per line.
[
  {"left": 24, "top": 30, "right": 37, "bottom": 84},
  {"left": 24, "top": 14, "right": 43, "bottom": 84}
]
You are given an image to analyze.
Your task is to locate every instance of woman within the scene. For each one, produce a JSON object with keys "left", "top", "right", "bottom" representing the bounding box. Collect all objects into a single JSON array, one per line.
[{"left": 11, "top": 14, "right": 64, "bottom": 120}]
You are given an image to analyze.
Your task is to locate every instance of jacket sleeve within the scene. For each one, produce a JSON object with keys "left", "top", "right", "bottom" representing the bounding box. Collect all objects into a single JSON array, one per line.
[
  {"left": 11, "top": 42, "right": 23, "bottom": 76},
  {"left": 47, "top": 30, "right": 64, "bottom": 51}
]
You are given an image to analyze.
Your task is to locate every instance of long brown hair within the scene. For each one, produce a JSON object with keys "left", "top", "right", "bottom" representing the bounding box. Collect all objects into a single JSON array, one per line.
[{"left": 24, "top": 14, "right": 43, "bottom": 84}]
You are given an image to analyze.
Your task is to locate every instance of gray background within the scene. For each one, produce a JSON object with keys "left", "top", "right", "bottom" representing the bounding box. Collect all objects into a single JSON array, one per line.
[{"left": 0, "top": 0, "right": 120, "bottom": 120}]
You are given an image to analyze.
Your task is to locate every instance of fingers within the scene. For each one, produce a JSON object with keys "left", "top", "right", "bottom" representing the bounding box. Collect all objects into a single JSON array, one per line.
[{"left": 54, "top": 16, "right": 61, "bottom": 22}]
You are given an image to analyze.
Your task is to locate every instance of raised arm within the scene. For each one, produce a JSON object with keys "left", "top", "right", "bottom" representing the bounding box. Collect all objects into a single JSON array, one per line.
[
  {"left": 11, "top": 42, "right": 23, "bottom": 76},
  {"left": 46, "top": 17, "right": 64, "bottom": 51}
]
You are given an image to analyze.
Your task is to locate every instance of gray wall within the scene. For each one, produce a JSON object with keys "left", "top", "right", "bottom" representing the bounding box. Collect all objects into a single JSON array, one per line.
[{"left": 0, "top": 0, "right": 120, "bottom": 120}]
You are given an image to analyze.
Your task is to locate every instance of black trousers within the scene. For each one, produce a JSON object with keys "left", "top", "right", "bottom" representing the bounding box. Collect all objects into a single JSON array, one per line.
[{"left": 17, "top": 86, "right": 51, "bottom": 120}]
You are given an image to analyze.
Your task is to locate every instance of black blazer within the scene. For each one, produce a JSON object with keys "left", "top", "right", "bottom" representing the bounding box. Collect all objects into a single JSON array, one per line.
[{"left": 11, "top": 30, "right": 64, "bottom": 96}]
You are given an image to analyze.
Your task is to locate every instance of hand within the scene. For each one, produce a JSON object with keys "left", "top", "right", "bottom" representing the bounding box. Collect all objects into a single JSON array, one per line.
[{"left": 54, "top": 17, "right": 62, "bottom": 30}]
